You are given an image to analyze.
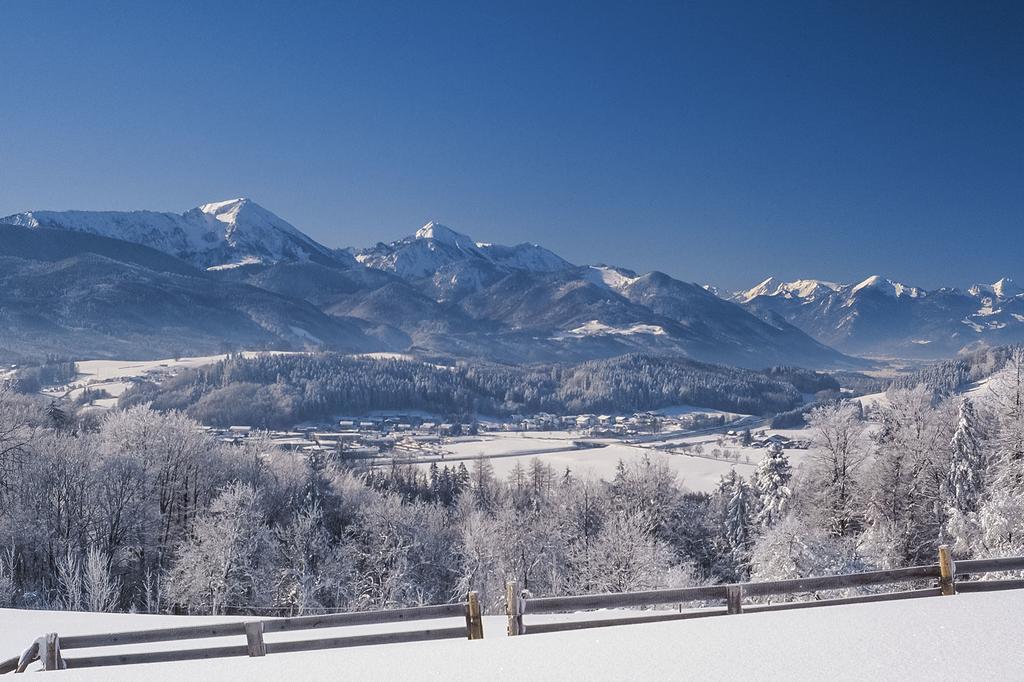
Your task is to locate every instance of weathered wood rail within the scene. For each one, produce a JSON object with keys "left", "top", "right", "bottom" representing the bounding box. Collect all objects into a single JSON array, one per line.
[
  {"left": 501, "top": 547, "right": 1024, "bottom": 636},
  {"left": 0, "top": 598, "right": 480, "bottom": 673},
  {"left": 4, "top": 547, "right": 1024, "bottom": 673}
]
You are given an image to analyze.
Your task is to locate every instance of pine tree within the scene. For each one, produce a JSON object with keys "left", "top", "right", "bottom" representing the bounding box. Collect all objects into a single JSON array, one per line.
[
  {"left": 753, "top": 441, "right": 792, "bottom": 528},
  {"left": 948, "top": 397, "right": 985, "bottom": 515},
  {"left": 46, "top": 400, "right": 69, "bottom": 431},
  {"left": 717, "top": 469, "right": 754, "bottom": 579}
]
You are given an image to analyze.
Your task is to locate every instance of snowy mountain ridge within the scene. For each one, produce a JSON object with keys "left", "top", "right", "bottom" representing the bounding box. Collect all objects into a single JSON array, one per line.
[
  {"left": 1, "top": 198, "right": 853, "bottom": 368},
  {"left": 735, "top": 275, "right": 1019, "bottom": 305},
  {"left": 356, "top": 220, "right": 573, "bottom": 281},
  {"left": 734, "top": 274, "right": 1024, "bottom": 357},
  {"left": 3, "top": 198, "right": 338, "bottom": 269}
]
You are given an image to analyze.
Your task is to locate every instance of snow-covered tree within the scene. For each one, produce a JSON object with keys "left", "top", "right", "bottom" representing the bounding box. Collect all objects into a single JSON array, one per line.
[
  {"left": 273, "top": 502, "right": 354, "bottom": 615},
  {"left": 861, "top": 387, "right": 950, "bottom": 566},
  {"left": 805, "top": 402, "right": 868, "bottom": 537},
  {"left": 83, "top": 546, "right": 120, "bottom": 612},
  {"left": 166, "top": 482, "right": 272, "bottom": 614},
  {"left": 753, "top": 442, "right": 792, "bottom": 528},
  {"left": 947, "top": 397, "right": 985, "bottom": 515},
  {"left": 750, "top": 516, "right": 869, "bottom": 598},
  {"left": 55, "top": 549, "right": 82, "bottom": 611},
  {"left": 569, "top": 510, "right": 690, "bottom": 594},
  {"left": 988, "top": 347, "right": 1024, "bottom": 485},
  {"left": 0, "top": 550, "right": 14, "bottom": 608},
  {"left": 714, "top": 469, "right": 754, "bottom": 579}
]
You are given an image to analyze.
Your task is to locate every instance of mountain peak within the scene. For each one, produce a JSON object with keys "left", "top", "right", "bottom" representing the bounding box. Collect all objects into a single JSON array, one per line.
[
  {"left": 969, "top": 277, "right": 1021, "bottom": 300},
  {"left": 199, "top": 197, "right": 251, "bottom": 214},
  {"left": 194, "top": 198, "right": 306, "bottom": 240},
  {"left": 734, "top": 277, "right": 844, "bottom": 303},
  {"left": 851, "top": 275, "right": 921, "bottom": 299},
  {"left": 735, "top": 277, "right": 778, "bottom": 303},
  {"left": 993, "top": 277, "right": 1020, "bottom": 299},
  {"left": 414, "top": 222, "right": 477, "bottom": 249}
]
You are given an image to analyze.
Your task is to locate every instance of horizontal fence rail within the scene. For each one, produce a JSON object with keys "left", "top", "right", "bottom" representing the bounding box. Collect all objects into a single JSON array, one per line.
[
  {"left": 3, "top": 595, "right": 483, "bottom": 674},
  {"left": 503, "top": 546, "right": 1024, "bottom": 637},
  {"left": 6, "top": 547, "right": 1024, "bottom": 673},
  {"left": 56, "top": 602, "right": 467, "bottom": 650}
]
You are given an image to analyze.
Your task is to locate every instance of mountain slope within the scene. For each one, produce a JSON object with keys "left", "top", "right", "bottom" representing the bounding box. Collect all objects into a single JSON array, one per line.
[
  {"left": 357, "top": 221, "right": 573, "bottom": 299},
  {"left": 0, "top": 224, "right": 381, "bottom": 362}
]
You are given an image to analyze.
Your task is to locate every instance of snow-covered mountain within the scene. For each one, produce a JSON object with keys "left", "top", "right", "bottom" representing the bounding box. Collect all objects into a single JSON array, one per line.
[
  {"left": 734, "top": 275, "right": 1024, "bottom": 358},
  {"left": 3, "top": 198, "right": 344, "bottom": 270},
  {"left": 0, "top": 200, "right": 859, "bottom": 368},
  {"left": 0, "top": 222, "right": 382, "bottom": 362},
  {"left": 356, "top": 222, "right": 573, "bottom": 298},
  {"left": 968, "top": 277, "right": 1022, "bottom": 301}
]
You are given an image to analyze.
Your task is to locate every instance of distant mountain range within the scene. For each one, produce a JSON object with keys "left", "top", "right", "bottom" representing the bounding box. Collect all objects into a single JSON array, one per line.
[
  {"left": 9, "top": 198, "right": 1017, "bottom": 368},
  {"left": 733, "top": 275, "right": 1024, "bottom": 358},
  {"left": 0, "top": 198, "right": 858, "bottom": 369}
]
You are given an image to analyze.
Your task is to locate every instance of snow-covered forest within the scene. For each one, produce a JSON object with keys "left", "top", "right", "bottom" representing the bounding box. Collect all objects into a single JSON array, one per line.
[
  {"left": 3, "top": 350, "right": 1024, "bottom": 617},
  {"left": 118, "top": 353, "right": 812, "bottom": 428}
]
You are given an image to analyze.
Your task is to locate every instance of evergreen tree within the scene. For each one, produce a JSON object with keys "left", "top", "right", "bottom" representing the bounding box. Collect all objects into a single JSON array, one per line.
[
  {"left": 753, "top": 441, "right": 792, "bottom": 528},
  {"left": 948, "top": 397, "right": 985, "bottom": 515},
  {"left": 716, "top": 470, "right": 754, "bottom": 579}
]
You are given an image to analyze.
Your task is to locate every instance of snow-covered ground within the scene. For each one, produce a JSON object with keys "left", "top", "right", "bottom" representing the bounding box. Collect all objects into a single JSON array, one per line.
[
  {"left": 43, "top": 352, "right": 301, "bottom": 407},
  {"left": 419, "top": 429, "right": 819, "bottom": 493},
  {"left": 5, "top": 591, "right": 1023, "bottom": 679}
]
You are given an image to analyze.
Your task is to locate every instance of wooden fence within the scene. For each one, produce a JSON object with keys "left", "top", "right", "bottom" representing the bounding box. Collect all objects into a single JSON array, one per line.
[{"left": 4, "top": 547, "right": 1024, "bottom": 673}]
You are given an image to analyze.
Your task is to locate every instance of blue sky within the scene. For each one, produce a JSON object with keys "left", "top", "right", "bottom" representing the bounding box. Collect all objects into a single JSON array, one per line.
[{"left": 1, "top": 1, "right": 1021, "bottom": 290}]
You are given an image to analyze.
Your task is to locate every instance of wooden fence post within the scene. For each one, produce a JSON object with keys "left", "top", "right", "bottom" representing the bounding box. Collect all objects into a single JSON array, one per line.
[
  {"left": 15, "top": 639, "right": 39, "bottom": 673},
  {"left": 42, "top": 633, "right": 64, "bottom": 671},
  {"left": 938, "top": 545, "right": 956, "bottom": 596},
  {"left": 466, "top": 591, "right": 484, "bottom": 640},
  {"left": 244, "top": 621, "right": 266, "bottom": 657},
  {"left": 726, "top": 585, "right": 743, "bottom": 614},
  {"left": 506, "top": 582, "right": 524, "bottom": 636}
]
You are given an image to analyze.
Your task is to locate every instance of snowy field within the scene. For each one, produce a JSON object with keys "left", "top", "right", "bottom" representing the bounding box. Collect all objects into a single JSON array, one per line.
[
  {"left": 419, "top": 429, "right": 822, "bottom": 493},
  {"left": 42, "top": 352, "right": 302, "bottom": 407},
  {"left": 5, "top": 591, "right": 1023, "bottom": 679}
]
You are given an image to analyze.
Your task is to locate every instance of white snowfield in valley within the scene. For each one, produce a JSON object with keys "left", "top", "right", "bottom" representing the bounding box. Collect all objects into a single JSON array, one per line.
[
  {"left": 5, "top": 591, "right": 1023, "bottom": 679},
  {"left": 434, "top": 427, "right": 818, "bottom": 494},
  {"left": 47, "top": 352, "right": 301, "bottom": 406}
]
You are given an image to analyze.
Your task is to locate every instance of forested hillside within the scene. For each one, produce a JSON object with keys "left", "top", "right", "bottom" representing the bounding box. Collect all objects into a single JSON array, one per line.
[
  {"left": 120, "top": 353, "right": 804, "bottom": 427},
  {"left": 887, "top": 346, "right": 1014, "bottom": 395}
]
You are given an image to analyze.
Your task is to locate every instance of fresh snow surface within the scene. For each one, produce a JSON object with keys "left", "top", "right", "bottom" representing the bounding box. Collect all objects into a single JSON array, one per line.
[
  {"left": 565, "top": 321, "right": 667, "bottom": 337},
  {"left": 428, "top": 431, "right": 811, "bottom": 493},
  {"left": 6, "top": 591, "right": 1023, "bottom": 679}
]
